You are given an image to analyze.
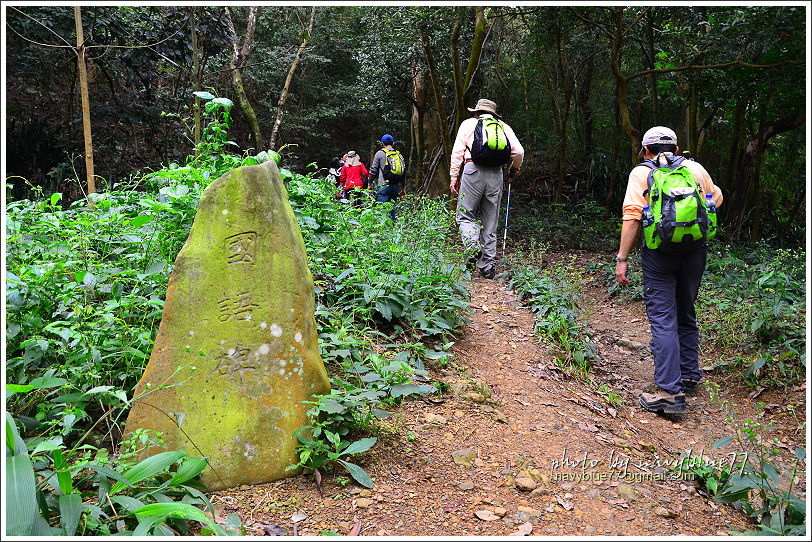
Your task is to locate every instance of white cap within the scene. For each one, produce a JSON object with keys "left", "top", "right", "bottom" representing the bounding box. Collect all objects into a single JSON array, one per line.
[{"left": 641, "top": 126, "right": 678, "bottom": 146}]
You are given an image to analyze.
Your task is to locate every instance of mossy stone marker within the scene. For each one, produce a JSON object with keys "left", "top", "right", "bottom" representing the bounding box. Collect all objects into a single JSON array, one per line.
[{"left": 125, "top": 160, "right": 330, "bottom": 490}]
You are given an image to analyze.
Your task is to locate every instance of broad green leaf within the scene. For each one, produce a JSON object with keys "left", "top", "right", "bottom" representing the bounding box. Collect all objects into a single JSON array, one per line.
[
  {"left": 389, "top": 383, "right": 433, "bottom": 398},
  {"left": 81, "top": 271, "right": 97, "bottom": 287},
  {"left": 134, "top": 502, "right": 224, "bottom": 535},
  {"left": 6, "top": 413, "right": 27, "bottom": 456},
  {"left": 181, "top": 485, "right": 216, "bottom": 518},
  {"left": 337, "top": 459, "right": 374, "bottom": 488},
  {"left": 50, "top": 192, "right": 62, "bottom": 206},
  {"left": 6, "top": 376, "right": 67, "bottom": 394},
  {"left": 53, "top": 449, "right": 73, "bottom": 495},
  {"left": 110, "top": 450, "right": 186, "bottom": 495},
  {"left": 5, "top": 454, "right": 38, "bottom": 535},
  {"left": 168, "top": 457, "right": 208, "bottom": 486},
  {"left": 340, "top": 437, "right": 377, "bottom": 457},
  {"left": 130, "top": 215, "right": 153, "bottom": 228},
  {"left": 59, "top": 493, "right": 83, "bottom": 535},
  {"left": 110, "top": 495, "right": 146, "bottom": 513},
  {"left": 30, "top": 436, "right": 63, "bottom": 456},
  {"left": 318, "top": 397, "right": 346, "bottom": 414},
  {"left": 82, "top": 385, "right": 115, "bottom": 396},
  {"left": 211, "top": 97, "right": 234, "bottom": 109},
  {"left": 133, "top": 515, "right": 161, "bottom": 536},
  {"left": 192, "top": 90, "right": 215, "bottom": 100},
  {"left": 78, "top": 462, "right": 132, "bottom": 488}
]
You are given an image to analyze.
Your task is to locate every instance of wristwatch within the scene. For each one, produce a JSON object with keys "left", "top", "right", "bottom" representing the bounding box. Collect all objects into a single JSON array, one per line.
[{"left": 615, "top": 255, "right": 628, "bottom": 262}]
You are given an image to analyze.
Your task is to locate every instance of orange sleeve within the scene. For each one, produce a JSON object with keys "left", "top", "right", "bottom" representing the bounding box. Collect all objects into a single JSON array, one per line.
[{"left": 621, "top": 166, "right": 650, "bottom": 221}]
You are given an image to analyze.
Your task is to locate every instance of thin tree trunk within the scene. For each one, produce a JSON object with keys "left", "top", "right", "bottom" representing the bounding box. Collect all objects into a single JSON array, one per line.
[
  {"left": 74, "top": 6, "right": 95, "bottom": 195},
  {"left": 420, "top": 25, "right": 451, "bottom": 161},
  {"left": 225, "top": 6, "right": 262, "bottom": 149},
  {"left": 609, "top": 8, "right": 638, "bottom": 165},
  {"left": 191, "top": 7, "right": 202, "bottom": 155},
  {"left": 268, "top": 6, "right": 316, "bottom": 150},
  {"left": 450, "top": 9, "right": 465, "bottom": 130},
  {"left": 729, "top": 110, "right": 805, "bottom": 239}
]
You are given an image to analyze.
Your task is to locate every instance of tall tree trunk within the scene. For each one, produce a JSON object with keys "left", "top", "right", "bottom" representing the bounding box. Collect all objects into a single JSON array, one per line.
[
  {"left": 686, "top": 85, "right": 699, "bottom": 153},
  {"left": 576, "top": 55, "right": 594, "bottom": 151},
  {"left": 646, "top": 10, "right": 659, "bottom": 121},
  {"left": 191, "top": 7, "right": 202, "bottom": 155},
  {"left": 420, "top": 25, "right": 451, "bottom": 162},
  {"left": 609, "top": 8, "right": 638, "bottom": 166},
  {"left": 74, "top": 6, "right": 95, "bottom": 195},
  {"left": 268, "top": 7, "right": 316, "bottom": 150},
  {"left": 725, "top": 97, "right": 748, "bottom": 190},
  {"left": 516, "top": 49, "right": 531, "bottom": 144},
  {"left": 450, "top": 9, "right": 465, "bottom": 131},
  {"left": 729, "top": 110, "right": 805, "bottom": 239},
  {"left": 225, "top": 7, "right": 262, "bottom": 149}
]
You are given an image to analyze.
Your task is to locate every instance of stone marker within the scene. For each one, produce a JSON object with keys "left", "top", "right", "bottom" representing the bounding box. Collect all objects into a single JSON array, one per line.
[{"left": 124, "top": 160, "right": 330, "bottom": 490}]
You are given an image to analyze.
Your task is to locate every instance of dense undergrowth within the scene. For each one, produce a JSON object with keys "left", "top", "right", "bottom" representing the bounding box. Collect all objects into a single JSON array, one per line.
[
  {"left": 505, "top": 192, "right": 805, "bottom": 388},
  {"left": 586, "top": 244, "right": 805, "bottom": 388},
  {"left": 5, "top": 94, "right": 469, "bottom": 535},
  {"left": 503, "top": 196, "right": 806, "bottom": 535}
]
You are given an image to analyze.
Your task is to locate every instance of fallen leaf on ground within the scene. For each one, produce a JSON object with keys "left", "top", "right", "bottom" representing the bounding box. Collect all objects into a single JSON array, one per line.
[
  {"left": 510, "top": 522, "right": 533, "bottom": 536},
  {"left": 291, "top": 512, "right": 307, "bottom": 523},
  {"left": 578, "top": 423, "right": 599, "bottom": 432},
  {"left": 474, "top": 510, "right": 499, "bottom": 521},
  {"left": 748, "top": 387, "right": 766, "bottom": 400},
  {"left": 556, "top": 495, "right": 574, "bottom": 510},
  {"left": 348, "top": 517, "right": 362, "bottom": 536},
  {"left": 482, "top": 305, "right": 490, "bottom": 312},
  {"left": 263, "top": 525, "right": 286, "bottom": 536}
]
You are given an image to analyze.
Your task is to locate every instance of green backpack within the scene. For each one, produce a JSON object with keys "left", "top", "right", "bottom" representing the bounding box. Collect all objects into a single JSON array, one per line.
[{"left": 640, "top": 154, "right": 717, "bottom": 253}]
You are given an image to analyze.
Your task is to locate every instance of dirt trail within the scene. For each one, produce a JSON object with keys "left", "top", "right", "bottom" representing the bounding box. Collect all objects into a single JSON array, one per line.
[{"left": 212, "top": 256, "right": 804, "bottom": 536}]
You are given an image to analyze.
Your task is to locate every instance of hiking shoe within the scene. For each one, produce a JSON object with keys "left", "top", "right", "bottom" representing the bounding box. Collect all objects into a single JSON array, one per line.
[
  {"left": 639, "top": 389, "right": 686, "bottom": 414},
  {"left": 479, "top": 266, "right": 496, "bottom": 279},
  {"left": 681, "top": 379, "right": 700, "bottom": 397}
]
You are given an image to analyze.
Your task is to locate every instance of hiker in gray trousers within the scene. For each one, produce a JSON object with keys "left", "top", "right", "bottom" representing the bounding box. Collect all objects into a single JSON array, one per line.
[{"left": 450, "top": 99, "right": 524, "bottom": 278}]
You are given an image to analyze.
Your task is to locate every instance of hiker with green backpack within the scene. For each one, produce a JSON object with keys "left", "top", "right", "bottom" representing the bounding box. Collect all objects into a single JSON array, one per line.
[
  {"left": 450, "top": 98, "right": 524, "bottom": 279},
  {"left": 615, "top": 126, "right": 723, "bottom": 415},
  {"left": 368, "top": 134, "right": 406, "bottom": 219}
]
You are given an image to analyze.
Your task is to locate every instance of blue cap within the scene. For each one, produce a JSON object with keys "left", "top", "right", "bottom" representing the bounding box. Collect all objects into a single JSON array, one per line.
[{"left": 381, "top": 134, "right": 394, "bottom": 143}]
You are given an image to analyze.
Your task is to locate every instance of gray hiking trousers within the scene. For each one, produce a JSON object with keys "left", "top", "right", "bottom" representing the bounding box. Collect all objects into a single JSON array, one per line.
[{"left": 456, "top": 161, "right": 503, "bottom": 271}]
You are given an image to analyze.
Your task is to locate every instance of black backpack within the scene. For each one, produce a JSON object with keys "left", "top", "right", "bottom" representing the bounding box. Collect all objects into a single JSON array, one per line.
[{"left": 468, "top": 115, "right": 512, "bottom": 167}]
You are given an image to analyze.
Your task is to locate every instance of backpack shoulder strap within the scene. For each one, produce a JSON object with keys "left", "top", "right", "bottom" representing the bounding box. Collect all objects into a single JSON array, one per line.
[{"left": 637, "top": 160, "right": 658, "bottom": 196}]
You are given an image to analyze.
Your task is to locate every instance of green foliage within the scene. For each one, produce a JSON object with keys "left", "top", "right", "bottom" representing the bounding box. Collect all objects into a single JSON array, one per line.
[
  {"left": 507, "top": 196, "right": 620, "bottom": 252},
  {"left": 7, "top": 90, "right": 471, "bottom": 506},
  {"left": 500, "top": 247, "right": 598, "bottom": 379},
  {"left": 5, "top": 412, "right": 241, "bottom": 536},
  {"left": 674, "top": 384, "right": 806, "bottom": 536},
  {"left": 589, "top": 242, "right": 804, "bottom": 387}
]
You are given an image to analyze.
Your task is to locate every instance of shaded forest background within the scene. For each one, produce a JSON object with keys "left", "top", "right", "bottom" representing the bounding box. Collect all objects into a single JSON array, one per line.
[{"left": 5, "top": 4, "right": 807, "bottom": 245}]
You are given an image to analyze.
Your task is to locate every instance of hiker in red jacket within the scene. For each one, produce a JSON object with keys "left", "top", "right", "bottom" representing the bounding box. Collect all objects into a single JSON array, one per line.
[{"left": 339, "top": 150, "right": 369, "bottom": 204}]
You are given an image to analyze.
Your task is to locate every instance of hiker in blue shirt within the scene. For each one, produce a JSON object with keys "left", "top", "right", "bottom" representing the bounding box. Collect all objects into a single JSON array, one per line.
[{"left": 368, "top": 134, "right": 406, "bottom": 218}]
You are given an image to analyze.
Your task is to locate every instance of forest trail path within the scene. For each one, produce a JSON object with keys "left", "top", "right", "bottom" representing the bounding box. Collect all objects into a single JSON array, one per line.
[{"left": 211, "top": 253, "right": 804, "bottom": 536}]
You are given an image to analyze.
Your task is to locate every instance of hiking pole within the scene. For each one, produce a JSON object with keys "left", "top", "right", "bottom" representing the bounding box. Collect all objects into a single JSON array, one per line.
[{"left": 502, "top": 170, "right": 514, "bottom": 254}]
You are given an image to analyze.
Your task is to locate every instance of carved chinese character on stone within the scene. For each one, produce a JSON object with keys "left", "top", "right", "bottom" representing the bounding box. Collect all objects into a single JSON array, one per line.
[{"left": 124, "top": 160, "right": 330, "bottom": 490}]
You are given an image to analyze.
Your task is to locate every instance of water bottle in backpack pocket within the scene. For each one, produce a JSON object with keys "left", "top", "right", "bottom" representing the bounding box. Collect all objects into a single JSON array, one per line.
[{"left": 641, "top": 154, "right": 716, "bottom": 254}]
